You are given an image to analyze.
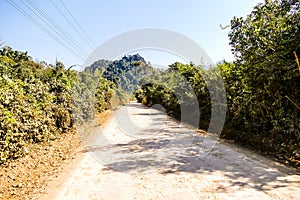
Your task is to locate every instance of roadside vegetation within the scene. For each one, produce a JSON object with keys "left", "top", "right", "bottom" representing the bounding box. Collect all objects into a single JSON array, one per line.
[
  {"left": 0, "top": 0, "right": 298, "bottom": 181},
  {"left": 2, "top": 0, "right": 298, "bottom": 199},
  {"left": 135, "top": 0, "right": 300, "bottom": 168},
  {"left": 0, "top": 47, "right": 152, "bottom": 164}
]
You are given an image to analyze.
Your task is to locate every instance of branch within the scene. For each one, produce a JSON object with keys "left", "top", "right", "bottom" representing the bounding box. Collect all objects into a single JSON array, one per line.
[
  {"left": 220, "top": 24, "right": 230, "bottom": 30},
  {"left": 294, "top": 51, "right": 300, "bottom": 74},
  {"left": 286, "top": 95, "right": 300, "bottom": 111}
]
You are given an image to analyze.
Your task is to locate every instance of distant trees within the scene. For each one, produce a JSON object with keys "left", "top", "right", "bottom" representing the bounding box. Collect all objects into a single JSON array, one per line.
[
  {"left": 85, "top": 54, "right": 154, "bottom": 104},
  {"left": 135, "top": 62, "right": 213, "bottom": 129}
]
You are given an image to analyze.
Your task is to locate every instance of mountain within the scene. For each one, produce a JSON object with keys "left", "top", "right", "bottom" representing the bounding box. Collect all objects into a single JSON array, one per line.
[{"left": 85, "top": 54, "right": 154, "bottom": 93}]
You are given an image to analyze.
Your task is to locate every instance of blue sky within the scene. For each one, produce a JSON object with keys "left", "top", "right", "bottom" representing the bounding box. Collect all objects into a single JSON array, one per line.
[{"left": 0, "top": 0, "right": 263, "bottom": 67}]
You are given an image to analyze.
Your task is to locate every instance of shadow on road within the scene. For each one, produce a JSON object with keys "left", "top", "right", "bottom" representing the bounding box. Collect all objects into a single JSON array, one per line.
[{"left": 81, "top": 103, "right": 300, "bottom": 193}]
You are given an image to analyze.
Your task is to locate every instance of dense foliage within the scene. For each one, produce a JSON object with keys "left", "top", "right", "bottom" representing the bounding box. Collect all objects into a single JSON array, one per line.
[
  {"left": 71, "top": 69, "right": 114, "bottom": 123},
  {"left": 1, "top": 0, "right": 299, "bottom": 168},
  {"left": 0, "top": 47, "right": 76, "bottom": 163},
  {"left": 136, "top": 0, "right": 300, "bottom": 167},
  {"left": 135, "top": 63, "right": 213, "bottom": 129},
  {"left": 86, "top": 54, "right": 154, "bottom": 104},
  {"left": 0, "top": 48, "right": 151, "bottom": 164},
  {"left": 86, "top": 54, "right": 153, "bottom": 92},
  {"left": 226, "top": 0, "right": 299, "bottom": 160}
]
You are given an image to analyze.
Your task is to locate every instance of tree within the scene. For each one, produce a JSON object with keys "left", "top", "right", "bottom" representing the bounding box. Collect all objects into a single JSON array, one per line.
[
  {"left": 227, "top": 0, "right": 300, "bottom": 147},
  {"left": 229, "top": 0, "right": 300, "bottom": 67}
]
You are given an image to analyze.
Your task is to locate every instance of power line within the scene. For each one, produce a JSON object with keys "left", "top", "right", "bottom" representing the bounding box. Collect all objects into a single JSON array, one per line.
[
  {"left": 21, "top": 0, "right": 88, "bottom": 57},
  {"left": 25, "top": 0, "right": 88, "bottom": 57},
  {"left": 6, "top": 0, "right": 85, "bottom": 60},
  {"left": 50, "top": 0, "right": 95, "bottom": 49},
  {"left": 59, "top": 0, "right": 96, "bottom": 48}
]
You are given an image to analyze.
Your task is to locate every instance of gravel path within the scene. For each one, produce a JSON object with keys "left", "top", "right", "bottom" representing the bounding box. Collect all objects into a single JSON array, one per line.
[{"left": 42, "top": 102, "right": 300, "bottom": 200}]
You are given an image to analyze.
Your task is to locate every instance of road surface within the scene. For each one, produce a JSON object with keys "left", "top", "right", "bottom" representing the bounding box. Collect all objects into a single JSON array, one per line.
[{"left": 41, "top": 102, "right": 300, "bottom": 200}]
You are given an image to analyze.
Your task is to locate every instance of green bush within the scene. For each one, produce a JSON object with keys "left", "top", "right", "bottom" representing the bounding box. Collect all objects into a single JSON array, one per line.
[
  {"left": 0, "top": 47, "right": 115, "bottom": 164},
  {"left": 136, "top": 0, "right": 300, "bottom": 166}
]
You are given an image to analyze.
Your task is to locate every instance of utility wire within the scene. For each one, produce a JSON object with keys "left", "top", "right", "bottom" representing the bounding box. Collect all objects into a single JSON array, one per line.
[
  {"left": 22, "top": 0, "right": 87, "bottom": 57},
  {"left": 26, "top": 0, "right": 88, "bottom": 56},
  {"left": 59, "top": 0, "right": 96, "bottom": 48},
  {"left": 6, "top": 0, "right": 85, "bottom": 60},
  {"left": 50, "top": 0, "right": 95, "bottom": 49}
]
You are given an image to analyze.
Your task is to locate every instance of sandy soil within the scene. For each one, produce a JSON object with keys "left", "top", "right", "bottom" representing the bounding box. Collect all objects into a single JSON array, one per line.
[
  {"left": 0, "top": 129, "right": 81, "bottom": 200},
  {"left": 0, "top": 110, "right": 112, "bottom": 200},
  {"left": 39, "top": 102, "right": 300, "bottom": 200}
]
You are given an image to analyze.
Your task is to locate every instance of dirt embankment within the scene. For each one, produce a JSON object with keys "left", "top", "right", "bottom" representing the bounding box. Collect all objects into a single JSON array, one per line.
[
  {"left": 0, "top": 129, "right": 81, "bottom": 200},
  {"left": 0, "top": 110, "right": 112, "bottom": 200}
]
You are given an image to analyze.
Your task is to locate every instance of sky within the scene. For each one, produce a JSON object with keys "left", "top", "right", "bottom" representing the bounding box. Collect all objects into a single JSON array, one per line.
[{"left": 0, "top": 0, "right": 263, "bottom": 68}]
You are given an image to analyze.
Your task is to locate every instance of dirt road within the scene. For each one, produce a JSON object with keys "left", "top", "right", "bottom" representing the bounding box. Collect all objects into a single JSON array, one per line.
[{"left": 41, "top": 102, "right": 300, "bottom": 200}]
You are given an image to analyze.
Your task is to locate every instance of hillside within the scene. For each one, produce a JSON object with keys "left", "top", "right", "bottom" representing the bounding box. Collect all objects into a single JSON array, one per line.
[{"left": 85, "top": 54, "right": 153, "bottom": 93}]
